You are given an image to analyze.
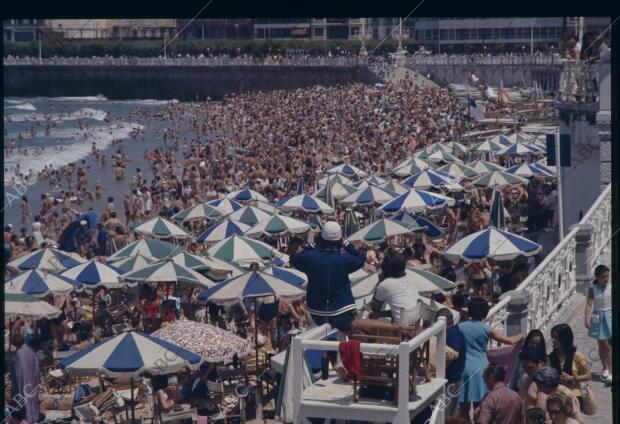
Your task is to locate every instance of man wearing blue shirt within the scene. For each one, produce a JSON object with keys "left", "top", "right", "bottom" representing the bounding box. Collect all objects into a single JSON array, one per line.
[{"left": 291, "top": 221, "right": 364, "bottom": 334}]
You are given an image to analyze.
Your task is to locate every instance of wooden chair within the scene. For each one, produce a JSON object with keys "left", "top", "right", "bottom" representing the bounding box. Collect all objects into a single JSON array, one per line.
[
  {"left": 350, "top": 321, "right": 431, "bottom": 405},
  {"left": 42, "top": 365, "right": 74, "bottom": 394}
]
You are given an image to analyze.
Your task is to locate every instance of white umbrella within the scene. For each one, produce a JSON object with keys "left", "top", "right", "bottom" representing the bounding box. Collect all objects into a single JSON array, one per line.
[{"left": 4, "top": 291, "right": 63, "bottom": 319}]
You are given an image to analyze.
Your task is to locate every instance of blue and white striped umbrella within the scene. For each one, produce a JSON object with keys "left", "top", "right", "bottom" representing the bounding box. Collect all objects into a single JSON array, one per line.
[
  {"left": 365, "top": 175, "right": 388, "bottom": 186},
  {"left": 340, "top": 186, "right": 399, "bottom": 207},
  {"left": 489, "top": 134, "right": 514, "bottom": 146},
  {"left": 469, "top": 139, "right": 505, "bottom": 153},
  {"left": 277, "top": 194, "right": 335, "bottom": 214},
  {"left": 61, "top": 260, "right": 125, "bottom": 289},
  {"left": 378, "top": 189, "right": 455, "bottom": 214},
  {"left": 206, "top": 198, "right": 244, "bottom": 215},
  {"left": 402, "top": 169, "right": 459, "bottom": 190},
  {"left": 7, "top": 248, "right": 87, "bottom": 273},
  {"left": 262, "top": 266, "right": 307, "bottom": 288},
  {"left": 5, "top": 270, "right": 83, "bottom": 297},
  {"left": 489, "top": 187, "right": 507, "bottom": 229},
  {"left": 172, "top": 202, "right": 223, "bottom": 222},
  {"left": 296, "top": 176, "right": 305, "bottom": 194},
  {"left": 60, "top": 331, "right": 202, "bottom": 377},
  {"left": 325, "top": 163, "right": 368, "bottom": 178},
  {"left": 496, "top": 143, "right": 544, "bottom": 156},
  {"left": 197, "top": 219, "right": 252, "bottom": 244},
  {"left": 197, "top": 270, "right": 305, "bottom": 304},
  {"left": 506, "top": 163, "right": 554, "bottom": 178},
  {"left": 445, "top": 228, "right": 541, "bottom": 262},
  {"left": 532, "top": 161, "right": 556, "bottom": 175},
  {"left": 390, "top": 212, "right": 444, "bottom": 239},
  {"left": 227, "top": 188, "right": 269, "bottom": 203}
]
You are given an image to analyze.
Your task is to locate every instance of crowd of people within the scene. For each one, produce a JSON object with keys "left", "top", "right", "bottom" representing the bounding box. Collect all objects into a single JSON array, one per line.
[{"left": 4, "top": 58, "right": 611, "bottom": 423}]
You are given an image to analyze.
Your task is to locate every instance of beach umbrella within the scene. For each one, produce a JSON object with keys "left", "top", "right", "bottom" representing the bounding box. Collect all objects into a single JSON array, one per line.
[
  {"left": 340, "top": 186, "right": 398, "bottom": 207},
  {"left": 227, "top": 205, "right": 273, "bottom": 226},
  {"left": 365, "top": 175, "right": 388, "bottom": 186},
  {"left": 414, "top": 143, "right": 451, "bottom": 159},
  {"left": 324, "top": 177, "right": 336, "bottom": 210},
  {"left": 378, "top": 189, "right": 455, "bottom": 215},
  {"left": 353, "top": 267, "right": 457, "bottom": 298},
  {"left": 254, "top": 200, "right": 278, "bottom": 214},
  {"left": 206, "top": 198, "right": 244, "bottom": 215},
  {"left": 402, "top": 169, "right": 459, "bottom": 190},
  {"left": 489, "top": 187, "right": 507, "bottom": 230},
  {"left": 245, "top": 214, "right": 313, "bottom": 238},
  {"left": 317, "top": 174, "right": 354, "bottom": 187},
  {"left": 172, "top": 203, "right": 223, "bottom": 222},
  {"left": 108, "top": 239, "right": 181, "bottom": 261},
  {"left": 151, "top": 319, "right": 252, "bottom": 363},
  {"left": 445, "top": 228, "right": 542, "bottom": 262},
  {"left": 495, "top": 143, "right": 544, "bottom": 156},
  {"left": 196, "top": 219, "right": 252, "bottom": 244},
  {"left": 61, "top": 260, "right": 125, "bottom": 289},
  {"left": 296, "top": 176, "right": 305, "bottom": 194},
  {"left": 5, "top": 270, "right": 82, "bottom": 297},
  {"left": 352, "top": 180, "right": 370, "bottom": 190},
  {"left": 206, "top": 235, "right": 289, "bottom": 267},
  {"left": 7, "top": 247, "right": 87, "bottom": 273},
  {"left": 438, "top": 162, "right": 479, "bottom": 179},
  {"left": 132, "top": 217, "right": 190, "bottom": 240},
  {"left": 277, "top": 194, "right": 335, "bottom": 215},
  {"left": 346, "top": 218, "right": 416, "bottom": 246},
  {"left": 60, "top": 331, "right": 202, "bottom": 421},
  {"left": 198, "top": 270, "right": 305, "bottom": 374},
  {"left": 262, "top": 266, "right": 307, "bottom": 288},
  {"left": 505, "top": 163, "right": 554, "bottom": 178},
  {"left": 467, "top": 159, "right": 506, "bottom": 174},
  {"left": 161, "top": 251, "right": 237, "bottom": 276},
  {"left": 444, "top": 141, "right": 468, "bottom": 156},
  {"left": 489, "top": 134, "right": 514, "bottom": 146},
  {"left": 469, "top": 171, "right": 529, "bottom": 189},
  {"left": 532, "top": 161, "right": 556, "bottom": 175},
  {"left": 390, "top": 212, "right": 444, "bottom": 239},
  {"left": 4, "top": 291, "right": 62, "bottom": 319},
  {"left": 325, "top": 163, "right": 368, "bottom": 178},
  {"left": 107, "top": 254, "right": 155, "bottom": 273},
  {"left": 377, "top": 180, "right": 410, "bottom": 195},
  {"left": 424, "top": 150, "right": 462, "bottom": 164},
  {"left": 122, "top": 259, "right": 215, "bottom": 288},
  {"left": 227, "top": 188, "right": 269, "bottom": 203},
  {"left": 469, "top": 139, "right": 504, "bottom": 153},
  {"left": 315, "top": 181, "right": 357, "bottom": 200},
  {"left": 344, "top": 208, "right": 359, "bottom": 238},
  {"left": 391, "top": 157, "right": 434, "bottom": 177}
]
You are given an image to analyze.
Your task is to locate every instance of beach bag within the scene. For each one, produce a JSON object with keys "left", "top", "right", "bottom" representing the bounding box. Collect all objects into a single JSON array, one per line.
[{"left": 579, "top": 384, "right": 597, "bottom": 415}]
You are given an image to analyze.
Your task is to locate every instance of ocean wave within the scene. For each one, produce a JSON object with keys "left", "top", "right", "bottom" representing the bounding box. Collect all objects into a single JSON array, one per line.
[
  {"left": 47, "top": 95, "right": 109, "bottom": 102},
  {"left": 5, "top": 103, "right": 37, "bottom": 111},
  {"left": 117, "top": 99, "right": 180, "bottom": 106},
  {"left": 4, "top": 122, "right": 143, "bottom": 184},
  {"left": 4, "top": 107, "right": 109, "bottom": 123}
]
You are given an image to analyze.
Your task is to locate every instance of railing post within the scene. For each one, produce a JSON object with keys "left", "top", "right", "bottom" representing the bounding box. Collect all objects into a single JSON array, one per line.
[
  {"left": 570, "top": 223, "right": 595, "bottom": 295},
  {"left": 397, "top": 343, "right": 410, "bottom": 423},
  {"left": 291, "top": 336, "right": 303, "bottom": 423},
  {"left": 506, "top": 290, "right": 531, "bottom": 336}
]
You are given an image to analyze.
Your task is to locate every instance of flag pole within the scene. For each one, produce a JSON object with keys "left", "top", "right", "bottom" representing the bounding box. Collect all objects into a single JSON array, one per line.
[{"left": 555, "top": 127, "right": 564, "bottom": 240}]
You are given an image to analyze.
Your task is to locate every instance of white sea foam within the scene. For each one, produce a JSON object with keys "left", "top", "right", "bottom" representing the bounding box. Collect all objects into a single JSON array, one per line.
[
  {"left": 116, "top": 99, "right": 179, "bottom": 106},
  {"left": 5, "top": 103, "right": 37, "bottom": 111},
  {"left": 4, "top": 122, "right": 144, "bottom": 184},
  {"left": 5, "top": 99, "right": 25, "bottom": 104},
  {"left": 4, "top": 107, "right": 109, "bottom": 123},
  {"left": 47, "top": 95, "right": 109, "bottom": 102}
]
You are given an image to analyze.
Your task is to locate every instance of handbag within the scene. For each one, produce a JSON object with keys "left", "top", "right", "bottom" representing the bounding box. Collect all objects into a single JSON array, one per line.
[{"left": 578, "top": 383, "right": 597, "bottom": 415}]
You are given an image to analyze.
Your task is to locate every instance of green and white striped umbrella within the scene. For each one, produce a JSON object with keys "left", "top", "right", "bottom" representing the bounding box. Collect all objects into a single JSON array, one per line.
[
  {"left": 4, "top": 290, "right": 63, "bottom": 319},
  {"left": 122, "top": 259, "right": 216, "bottom": 288},
  {"left": 377, "top": 179, "right": 410, "bottom": 195},
  {"left": 444, "top": 141, "right": 468, "bottom": 156},
  {"left": 469, "top": 170, "right": 529, "bottom": 189},
  {"left": 317, "top": 174, "right": 354, "bottom": 187},
  {"left": 391, "top": 157, "right": 434, "bottom": 177},
  {"left": 227, "top": 205, "right": 273, "bottom": 226},
  {"left": 315, "top": 181, "right": 357, "bottom": 200},
  {"left": 206, "top": 235, "right": 289, "bottom": 268},
  {"left": 132, "top": 217, "right": 190, "bottom": 240},
  {"left": 467, "top": 159, "right": 506, "bottom": 175},
  {"left": 414, "top": 143, "right": 450, "bottom": 159},
  {"left": 108, "top": 239, "right": 182, "bottom": 261},
  {"left": 365, "top": 175, "right": 389, "bottom": 186},
  {"left": 172, "top": 203, "right": 223, "bottom": 222},
  {"left": 438, "top": 162, "right": 480, "bottom": 179},
  {"left": 245, "top": 214, "right": 313, "bottom": 238},
  {"left": 253, "top": 200, "right": 278, "bottom": 214},
  {"left": 346, "top": 218, "right": 416, "bottom": 246},
  {"left": 424, "top": 150, "right": 462, "bottom": 164},
  {"left": 353, "top": 266, "right": 457, "bottom": 298},
  {"left": 107, "top": 254, "right": 155, "bottom": 273},
  {"left": 159, "top": 251, "right": 237, "bottom": 275}
]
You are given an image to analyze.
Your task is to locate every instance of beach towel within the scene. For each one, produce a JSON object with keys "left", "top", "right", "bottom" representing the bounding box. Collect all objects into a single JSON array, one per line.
[{"left": 339, "top": 339, "right": 362, "bottom": 382}]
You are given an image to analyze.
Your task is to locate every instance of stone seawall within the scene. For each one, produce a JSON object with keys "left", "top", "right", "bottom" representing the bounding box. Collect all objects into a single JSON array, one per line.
[{"left": 4, "top": 65, "right": 378, "bottom": 100}]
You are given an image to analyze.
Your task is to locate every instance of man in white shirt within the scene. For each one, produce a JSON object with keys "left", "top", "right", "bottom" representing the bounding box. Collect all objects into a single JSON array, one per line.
[{"left": 370, "top": 249, "right": 420, "bottom": 325}]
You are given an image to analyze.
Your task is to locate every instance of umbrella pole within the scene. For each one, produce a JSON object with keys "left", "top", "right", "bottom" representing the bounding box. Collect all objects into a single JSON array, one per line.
[
  {"left": 130, "top": 377, "right": 136, "bottom": 422},
  {"left": 254, "top": 298, "right": 260, "bottom": 376}
]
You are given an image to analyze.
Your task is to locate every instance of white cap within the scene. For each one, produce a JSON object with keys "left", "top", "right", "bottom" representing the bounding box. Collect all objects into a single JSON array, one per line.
[
  {"left": 321, "top": 221, "right": 342, "bottom": 242},
  {"left": 80, "top": 220, "right": 87, "bottom": 226}
]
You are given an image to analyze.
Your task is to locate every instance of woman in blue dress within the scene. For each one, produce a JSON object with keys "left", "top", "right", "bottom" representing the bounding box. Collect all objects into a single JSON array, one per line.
[
  {"left": 457, "top": 297, "right": 523, "bottom": 418},
  {"left": 584, "top": 264, "right": 612, "bottom": 383}
]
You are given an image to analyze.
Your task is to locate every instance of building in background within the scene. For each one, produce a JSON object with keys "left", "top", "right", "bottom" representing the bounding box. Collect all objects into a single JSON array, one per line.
[
  {"left": 177, "top": 19, "right": 253, "bottom": 40},
  {"left": 42, "top": 19, "right": 177, "bottom": 40},
  {"left": 3, "top": 19, "right": 46, "bottom": 42}
]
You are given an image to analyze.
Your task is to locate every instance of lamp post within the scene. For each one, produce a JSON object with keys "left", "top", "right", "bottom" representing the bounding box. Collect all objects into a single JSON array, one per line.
[{"left": 359, "top": 18, "right": 369, "bottom": 60}]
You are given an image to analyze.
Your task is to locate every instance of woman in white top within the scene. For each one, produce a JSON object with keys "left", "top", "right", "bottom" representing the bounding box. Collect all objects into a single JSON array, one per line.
[
  {"left": 31, "top": 215, "right": 44, "bottom": 245},
  {"left": 584, "top": 264, "right": 612, "bottom": 383}
]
